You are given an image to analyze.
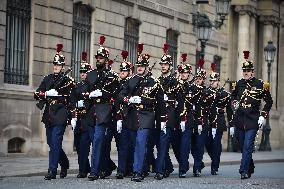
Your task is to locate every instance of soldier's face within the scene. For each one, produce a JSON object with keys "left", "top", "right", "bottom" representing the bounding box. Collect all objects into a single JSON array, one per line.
[
  {"left": 160, "top": 64, "right": 170, "bottom": 74},
  {"left": 137, "top": 66, "right": 146, "bottom": 75},
  {"left": 119, "top": 70, "right": 129, "bottom": 79},
  {"left": 243, "top": 69, "right": 253, "bottom": 80},
  {"left": 180, "top": 72, "right": 190, "bottom": 81},
  {"left": 210, "top": 80, "right": 219, "bottom": 89},
  {"left": 195, "top": 77, "right": 204, "bottom": 86},
  {"left": 80, "top": 72, "right": 87, "bottom": 80},
  {"left": 96, "top": 55, "right": 107, "bottom": 65},
  {"left": 53, "top": 64, "right": 63, "bottom": 74}
]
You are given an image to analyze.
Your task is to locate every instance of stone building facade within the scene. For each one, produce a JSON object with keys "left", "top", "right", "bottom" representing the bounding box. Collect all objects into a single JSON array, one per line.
[{"left": 0, "top": 0, "right": 283, "bottom": 156}]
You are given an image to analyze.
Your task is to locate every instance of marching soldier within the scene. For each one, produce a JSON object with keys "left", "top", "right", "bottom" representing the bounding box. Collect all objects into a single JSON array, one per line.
[
  {"left": 173, "top": 54, "right": 194, "bottom": 178},
  {"left": 205, "top": 63, "right": 233, "bottom": 175},
  {"left": 34, "top": 44, "right": 75, "bottom": 180},
  {"left": 69, "top": 52, "right": 95, "bottom": 178},
  {"left": 86, "top": 36, "right": 119, "bottom": 181},
  {"left": 116, "top": 50, "right": 135, "bottom": 179},
  {"left": 118, "top": 45, "right": 167, "bottom": 182},
  {"left": 190, "top": 58, "right": 214, "bottom": 177},
  {"left": 154, "top": 44, "right": 180, "bottom": 180},
  {"left": 230, "top": 51, "right": 273, "bottom": 179}
]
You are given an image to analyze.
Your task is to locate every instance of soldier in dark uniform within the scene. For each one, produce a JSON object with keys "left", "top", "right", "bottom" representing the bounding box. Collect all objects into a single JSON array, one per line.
[
  {"left": 231, "top": 51, "right": 273, "bottom": 179},
  {"left": 115, "top": 50, "right": 135, "bottom": 179},
  {"left": 86, "top": 36, "right": 119, "bottom": 181},
  {"left": 69, "top": 52, "right": 95, "bottom": 178},
  {"left": 171, "top": 54, "right": 194, "bottom": 178},
  {"left": 190, "top": 58, "right": 214, "bottom": 177},
  {"left": 205, "top": 64, "right": 233, "bottom": 175},
  {"left": 154, "top": 44, "right": 180, "bottom": 180},
  {"left": 118, "top": 51, "right": 167, "bottom": 182},
  {"left": 34, "top": 44, "right": 75, "bottom": 180}
]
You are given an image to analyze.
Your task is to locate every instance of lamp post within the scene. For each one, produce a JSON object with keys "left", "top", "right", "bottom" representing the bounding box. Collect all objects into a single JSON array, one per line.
[
  {"left": 196, "top": 13, "right": 212, "bottom": 59},
  {"left": 259, "top": 41, "right": 276, "bottom": 151}
]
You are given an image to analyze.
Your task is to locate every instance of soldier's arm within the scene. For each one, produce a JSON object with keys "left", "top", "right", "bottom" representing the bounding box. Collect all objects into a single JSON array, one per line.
[
  {"left": 117, "top": 78, "right": 130, "bottom": 105},
  {"left": 34, "top": 76, "right": 48, "bottom": 100},
  {"left": 224, "top": 91, "right": 234, "bottom": 127},
  {"left": 155, "top": 83, "right": 167, "bottom": 122},
  {"left": 102, "top": 73, "right": 119, "bottom": 100},
  {"left": 177, "top": 83, "right": 187, "bottom": 122},
  {"left": 261, "top": 82, "right": 273, "bottom": 118}
]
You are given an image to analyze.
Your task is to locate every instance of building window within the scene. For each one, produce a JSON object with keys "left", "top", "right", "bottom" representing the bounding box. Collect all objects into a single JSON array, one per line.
[
  {"left": 71, "top": 3, "right": 92, "bottom": 81},
  {"left": 4, "top": 0, "right": 31, "bottom": 85},
  {"left": 166, "top": 29, "right": 178, "bottom": 69},
  {"left": 8, "top": 137, "right": 25, "bottom": 153},
  {"left": 213, "top": 55, "right": 222, "bottom": 73},
  {"left": 124, "top": 17, "right": 140, "bottom": 65}
]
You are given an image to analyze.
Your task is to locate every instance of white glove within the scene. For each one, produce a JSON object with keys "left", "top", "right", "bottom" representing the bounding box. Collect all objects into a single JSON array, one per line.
[
  {"left": 175, "top": 101, "right": 178, "bottom": 108},
  {"left": 180, "top": 121, "right": 186, "bottom": 132},
  {"left": 71, "top": 118, "right": 77, "bottom": 131},
  {"left": 212, "top": 128, "right": 217, "bottom": 139},
  {"left": 129, "top": 96, "right": 141, "bottom": 104},
  {"left": 89, "top": 89, "right": 102, "bottom": 98},
  {"left": 117, "top": 120, "right": 123, "bottom": 133},
  {"left": 77, "top": 100, "right": 84, "bottom": 108},
  {"left": 164, "top": 94, "right": 168, "bottom": 101},
  {"left": 258, "top": 116, "right": 265, "bottom": 130},
  {"left": 192, "top": 105, "right": 195, "bottom": 111},
  {"left": 161, "top": 122, "right": 167, "bottom": 134},
  {"left": 45, "top": 89, "right": 58, "bottom": 97},
  {"left": 198, "top": 125, "right": 202, "bottom": 135},
  {"left": 229, "top": 127, "right": 235, "bottom": 137}
]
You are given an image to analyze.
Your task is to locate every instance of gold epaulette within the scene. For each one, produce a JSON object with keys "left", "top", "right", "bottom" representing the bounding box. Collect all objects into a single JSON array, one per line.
[
  {"left": 263, "top": 82, "right": 270, "bottom": 91},
  {"left": 231, "top": 82, "right": 236, "bottom": 91}
]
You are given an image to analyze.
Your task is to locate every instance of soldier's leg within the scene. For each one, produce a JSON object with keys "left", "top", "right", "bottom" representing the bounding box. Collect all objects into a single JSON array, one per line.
[
  {"left": 235, "top": 127, "right": 245, "bottom": 174},
  {"left": 242, "top": 129, "right": 257, "bottom": 175},
  {"left": 133, "top": 128, "right": 151, "bottom": 175},
  {"left": 74, "top": 130, "right": 81, "bottom": 172},
  {"left": 193, "top": 130, "right": 206, "bottom": 175},
  {"left": 78, "top": 130, "right": 92, "bottom": 175},
  {"left": 211, "top": 131, "right": 223, "bottom": 173},
  {"left": 126, "top": 130, "right": 137, "bottom": 175},
  {"left": 145, "top": 129, "right": 159, "bottom": 174},
  {"left": 117, "top": 128, "right": 130, "bottom": 176},
  {"left": 171, "top": 129, "right": 181, "bottom": 163},
  {"left": 46, "top": 126, "right": 57, "bottom": 176},
  {"left": 155, "top": 128, "right": 171, "bottom": 177},
  {"left": 89, "top": 124, "right": 106, "bottom": 179},
  {"left": 50, "top": 125, "right": 67, "bottom": 176},
  {"left": 179, "top": 127, "right": 192, "bottom": 176}
]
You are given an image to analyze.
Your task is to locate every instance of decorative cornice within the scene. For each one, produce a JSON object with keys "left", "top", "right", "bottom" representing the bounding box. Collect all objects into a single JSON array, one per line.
[
  {"left": 114, "top": 0, "right": 190, "bottom": 23},
  {"left": 234, "top": 5, "right": 257, "bottom": 17},
  {"left": 259, "top": 15, "right": 281, "bottom": 27}
]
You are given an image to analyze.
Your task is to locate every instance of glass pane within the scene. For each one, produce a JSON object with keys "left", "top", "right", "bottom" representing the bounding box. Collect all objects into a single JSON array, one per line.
[{"left": 124, "top": 18, "right": 139, "bottom": 67}]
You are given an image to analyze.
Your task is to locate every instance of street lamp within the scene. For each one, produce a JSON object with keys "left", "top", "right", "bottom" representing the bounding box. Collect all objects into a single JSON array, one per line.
[
  {"left": 215, "top": 0, "right": 231, "bottom": 29},
  {"left": 259, "top": 41, "right": 276, "bottom": 151},
  {"left": 196, "top": 13, "right": 212, "bottom": 59}
]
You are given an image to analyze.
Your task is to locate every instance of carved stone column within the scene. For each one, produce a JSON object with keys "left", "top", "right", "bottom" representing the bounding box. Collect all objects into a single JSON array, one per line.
[{"left": 234, "top": 5, "right": 256, "bottom": 80}]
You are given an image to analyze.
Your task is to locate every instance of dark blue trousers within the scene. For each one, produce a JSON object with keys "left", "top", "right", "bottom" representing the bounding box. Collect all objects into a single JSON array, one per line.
[
  {"left": 178, "top": 127, "right": 192, "bottom": 174},
  {"left": 191, "top": 130, "right": 207, "bottom": 173},
  {"left": 236, "top": 128, "right": 257, "bottom": 174},
  {"left": 90, "top": 124, "right": 108, "bottom": 176},
  {"left": 145, "top": 129, "right": 159, "bottom": 173},
  {"left": 74, "top": 126, "right": 94, "bottom": 174},
  {"left": 117, "top": 128, "right": 136, "bottom": 175},
  {"left": 133, "top": 128, "right": 151, "bottom": 174},
  {"left": 46, "top": 124, "right": 69, "bottom": 175},
  {"left": 170, "top": 129, "right": 181, "bottom": 164},
  {"left": 205, "top": 131, "right": 223, "bottom": 171},
  {"left": 155, "top": 128, "right": 172, "bottom": 174}
]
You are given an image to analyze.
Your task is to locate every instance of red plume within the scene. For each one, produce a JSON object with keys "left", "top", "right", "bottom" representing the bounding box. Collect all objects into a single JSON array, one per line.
[
  {"left": 99, "top": 36, "right": 105, "bottom": 45},
  {"left": 243, "top": 51, "right": 250, "bottom": 60},
  {"left": 181, "top": 53, "right": 187, "bottom": 63},
  {"left": 56, "top": 44, "right": 63, "bottom": 53},
  {"left": 163, "top": 43, "right": 169, "bottom": 54},
  {"left": 211, "top": 63, "right": 216, "bottom": 72},
  {"left": 137, "top": 43, "right": 144, "bottom": 55},
  {"left": 82, "top": 52, "right": 87, "bottom": 62},
  {"left": 108, "top": 59, "right": 113, "bottom": 65},
  {"left": 121, "top": 50, "right": 129, "bottom": 60},
  {"left": 198, "top": 58, "right": 205, "bottom": 68}
]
